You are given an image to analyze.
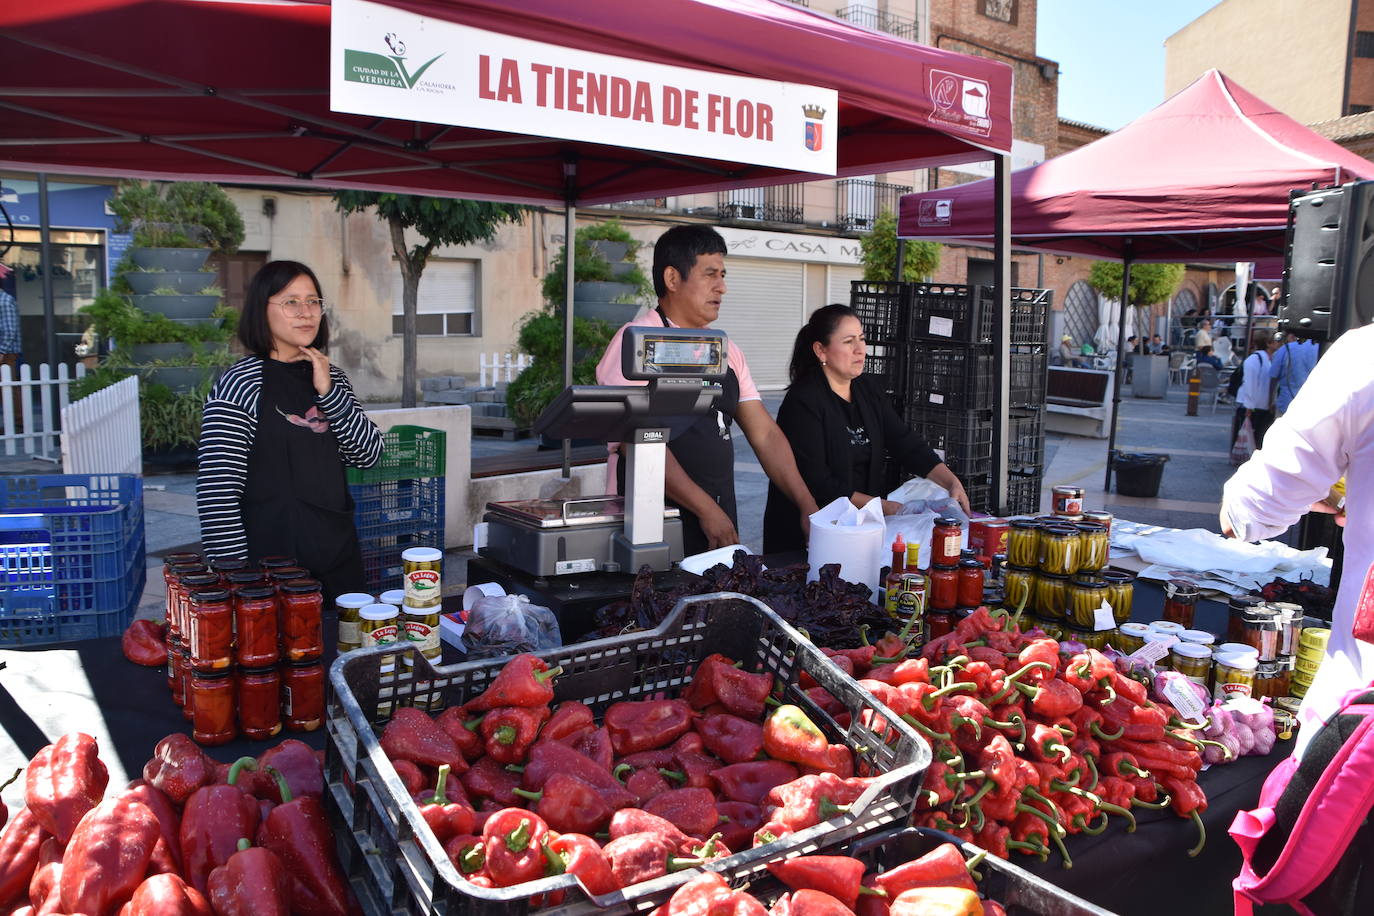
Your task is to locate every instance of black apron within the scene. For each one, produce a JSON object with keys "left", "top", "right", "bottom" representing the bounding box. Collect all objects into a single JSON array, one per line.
[
  {"left": 615, "top": 308, "right": 740, "bottom": 555},
  {"left": 242, "top": 358, "right": 365, "bottom": 601}
]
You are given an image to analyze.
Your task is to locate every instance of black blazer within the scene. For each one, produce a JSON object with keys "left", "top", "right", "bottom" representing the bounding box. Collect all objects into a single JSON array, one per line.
[{"left": 763, "top": 371, "right": 941, "bottom": 554}]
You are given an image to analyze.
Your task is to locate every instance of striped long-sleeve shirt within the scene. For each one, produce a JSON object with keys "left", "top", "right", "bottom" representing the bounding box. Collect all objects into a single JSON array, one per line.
[{"left": 196, "top": 356, "right": 383, "bottom": 560}]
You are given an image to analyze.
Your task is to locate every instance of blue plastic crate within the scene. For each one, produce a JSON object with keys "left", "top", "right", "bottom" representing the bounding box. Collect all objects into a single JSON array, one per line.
[
  {"left": 0, "top": 474, "right": 145, "bottom": 647},
  {"left": 350, "top": 477, "right": 444, "bottom": 542},
  {"left": 358, "top": 526, "right": 444, "bottom": 593}
]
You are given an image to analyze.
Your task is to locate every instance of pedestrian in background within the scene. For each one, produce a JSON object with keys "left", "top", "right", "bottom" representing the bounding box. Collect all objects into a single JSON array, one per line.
[
  {"left": 1270, "top": 332, "right": 1319, "bottom": 415},
  {"left": 0, "top": 265, "right": 22, "bottom": 430},
  {"left": 1233, "top": 331, "right": 1281, "bottom": 450}
]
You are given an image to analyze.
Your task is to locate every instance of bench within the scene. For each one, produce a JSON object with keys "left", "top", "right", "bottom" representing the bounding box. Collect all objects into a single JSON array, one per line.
[
  {"left": 1045, "top": 366, "right": 1113, "bottom": 439},
  {"left": 471, "top": 444, "right": 609, "bottom": 479}
]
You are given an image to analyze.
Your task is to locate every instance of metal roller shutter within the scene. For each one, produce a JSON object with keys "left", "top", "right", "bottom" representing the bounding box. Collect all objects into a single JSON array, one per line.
[
  {"left": 827, "top": 265, "right": 865, "bottom": 308},
  {"left": 714, "top": 260, "right": 805, "bottom": 390}
]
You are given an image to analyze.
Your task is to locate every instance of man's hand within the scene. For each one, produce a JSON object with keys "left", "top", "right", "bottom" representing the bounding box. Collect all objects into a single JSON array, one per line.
[
  {"left": 880, "top": 499, "right": 905, "bottom": 516},
  {"left": 1309, "top": 495, "right": 1348, "bottom": 527},
  {"left": 699, "top": 503, "right": 740, "bottom": 550}
]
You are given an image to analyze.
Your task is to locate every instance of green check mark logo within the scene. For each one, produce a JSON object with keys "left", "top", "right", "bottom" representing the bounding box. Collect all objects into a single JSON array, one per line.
[{"left": 392, "top": 53, "right": 444, "bottom": 89}]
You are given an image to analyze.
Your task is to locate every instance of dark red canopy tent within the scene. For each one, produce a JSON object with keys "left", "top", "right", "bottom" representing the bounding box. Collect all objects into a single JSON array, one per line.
[{"left": 896, "top": 69, "right": 1374, "bottom": 490}]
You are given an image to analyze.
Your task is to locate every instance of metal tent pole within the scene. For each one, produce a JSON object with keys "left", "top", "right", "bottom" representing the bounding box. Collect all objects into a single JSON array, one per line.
[
  {"left": 38, "top": 174, "right": 57, "bottom": 368},
  {"left": 1103, "top": 247, "right": 1133, "bottom": 492},
  {"left": 562, "top": 157, "right": 577, "bottom": 479},
  {"left": 992, "top": 154, "right": 1011, "bottom": 512}
]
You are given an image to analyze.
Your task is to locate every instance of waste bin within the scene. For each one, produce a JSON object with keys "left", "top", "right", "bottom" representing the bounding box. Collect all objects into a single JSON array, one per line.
[
  {"left": 1132, "top": 354, "right": 1169, "bottom": 398},
  {"left": 1112, "top": 451, "right": 1169, "bottom": 497}
]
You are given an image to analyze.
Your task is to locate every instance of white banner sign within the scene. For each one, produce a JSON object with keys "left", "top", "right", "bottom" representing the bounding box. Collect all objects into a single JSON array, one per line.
[
  {"left": 716, "top": 226, "right": 862, "bottom": 266},
  {"left": 331, "top": 0, "right": 839, "bottom": 175}
]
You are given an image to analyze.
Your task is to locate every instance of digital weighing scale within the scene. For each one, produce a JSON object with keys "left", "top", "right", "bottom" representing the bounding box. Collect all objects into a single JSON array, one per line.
[{"left": 480, "top": 326, "right": 728, "bottom": 576}]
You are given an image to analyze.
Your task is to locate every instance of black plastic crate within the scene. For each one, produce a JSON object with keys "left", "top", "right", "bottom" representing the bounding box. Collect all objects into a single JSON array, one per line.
[
  {"left": 1005, "top": 469, "right": 1044, "bottom": 516},
  {"left": 325, "top": 593, "right": 931, "bottom": 916},
  {"left": 904, "top": 345, "right": 996, "bottom": 412},
  {"left": 737, "top": 827, "right": 1112, "bottom": 916},
  {"left": 908, "top": 283, "right": 984, "bottom": 343},
  {"left": 1004, "top": 287, "right": 1053, "bottom": 346},
  {"left": 1010, "top": 348, "right": 1049, "bottom": 408},
  {"left": 862, "top": 343, "right": 906, "bottom": 408},
  {"left": 907, "top": 407, "right": 995, "bottom": 470},
  {"left": 1008, "top": 408, "right": 1046, "bottom": 472},
  {"left": 962, "top": 473, "right": 994, "bottom": 514},
  {"left": 850, "top": 280, "right": 909, "bottom": 343}
]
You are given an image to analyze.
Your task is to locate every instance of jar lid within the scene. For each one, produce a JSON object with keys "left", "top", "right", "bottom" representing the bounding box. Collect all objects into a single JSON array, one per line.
[
  {"left": 1149, "top": 620, "right": 1185, "bottom": 635},
  {"left": 168, "top": 561, "right": 208, "bottom": 575},
  {"left": 210, "top": 558, "right": 250, "bottom": 572},
  {"left": 934, "top": 516, "right": 962, "bottom": 527},
  {"left": 379, "top": 589, "right": 405, "bottom": 606},
  {"left": 1039, "top": 572, "right": 1070, "bottom": 582},
  {"left": 403, "top": 604, "right": 439, "bottom": 616},
  {"left": 360, "top": 603, "right": 399, "bottom": 620},
  {"left": 402, "top": 547, "right": 443, "bottom": 563},
  {"left": 1070, "top": 577, "right": 1107, "bottom": 589},
  {"left": 1228, "top": 594, "right": 1266, "bottom": 611},
  {"left": 259, "top": 555, "right": 298, "bottom": 569},
  {"left": 1083, "top": 510, "right": 1113, "bottom": 522},
  {"left": 958, "top": 558, "right": 984, "bottom": 569},
  {"left": 1179, "top": 629, "right": 1216, "bottom": 644},
  {"left": 191, "top": 669, "right": 232, "bottom": 680},
  {"left": 929, "top": 564, "right": 958, "bottom": 573},
  {"left": 1275, "top": 696, "right": 1303, "bottom": 714},
  {"left": 236, "top": 585, "right": 276, "bottom": 600},
  {"left": 1052, "top": 485, "right": 1084, "bottom": 494},
  {"left": 1043, "top": 525, "right": 1078, "bottom": 537},
  {"left": 979, "top": 518, "right": 1010, "bottom": 528},
  {"left": 960, "top": 549, "right": 979, "bottom": 560},
  {"left": 1073, "top": 521, "right": 1107, "bottom": 534},
  {"left": 280, "top": 578, "right": 322, "bottom": 594},
  {"left": 1011, "top": 519, "right": 1041, "bottom": 529},
  {"left": 1119, "top": 622, "right": 1150, "bottom": 637},
  {"left": 180, "top": 572, "right": 219, "bottom": 586},
  {"left": 1300, "top": 627, "right": 1331, "bottom": 649},
  {"left": 287, "top": 659, "right": 324, "bottom": 669},
  {"left": 1143, "top": 631, "right": 1176, "bottom": 644},
  {"left": 1170, "top": 642, "right": 1213, "bottom": 660},
  {"left": 190, "top": 587, "right": 230, "bottom": 603},
  {"left": 1269, "top": 602, "right": 1304, "bottom": 619},
  {"left": 269, "top": 566, "right": 309, "bottom": 581},
  {"left": 1165, "top": 580, "right": 1200, "bottom": 598},
  {"left": 1256, "top": 660, "right": 1284, "bottom": 675},
  {"left": 899, "top": 572, "right": 927, "bottom": 585},
  {"left": 239, "top": 666, "right": 279, "bottom": 676},
  {"left": 1242, "top": 607, "right": 1280, "bottom": 626},
  {"left": 1100, "top": 570, "right": 1134, "bottom": 584},
  {"left": 954, "top": 605, "right": 980, "bottom": 615},
  {"left": 1217, "top": 654, "right": 1259, "bottom": 671},
  {"left": 1007, "top": 564, "right": 1037, "bottom": 573},
  {"left": 1216, "top": 642, "right": 1259, "bottom": 657},
  {"left": 163, "top": 551, "right": 202, "bottom": 565},
  {"left": 335, "top": 592, "right": 374, "bottom": 608},
  {"left": 227, "top": 571, "right": 267, "bottom": 585}
]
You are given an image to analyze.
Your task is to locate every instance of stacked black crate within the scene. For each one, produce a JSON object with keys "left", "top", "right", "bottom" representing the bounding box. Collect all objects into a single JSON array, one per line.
[{"left": 854, "top": 283, "right": 1049, "bottom": 515}]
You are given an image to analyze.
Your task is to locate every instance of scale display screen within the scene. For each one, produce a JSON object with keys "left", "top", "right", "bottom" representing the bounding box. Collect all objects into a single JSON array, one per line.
[{"left": 623, "top": 326, "right": 729, "bottom": 380}]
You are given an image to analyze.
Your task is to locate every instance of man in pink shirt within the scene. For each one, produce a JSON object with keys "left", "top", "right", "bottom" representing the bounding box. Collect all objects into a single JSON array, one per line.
[{"left": 596, "top": 225, "right": 818, "bottom": 554}]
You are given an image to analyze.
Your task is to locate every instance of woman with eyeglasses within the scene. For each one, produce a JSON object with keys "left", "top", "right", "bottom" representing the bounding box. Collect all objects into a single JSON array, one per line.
[
  {"left": 763, "top": 304, "right": 970, "bottom": 555},
  {"left": 197, "top": 260, "right": 383, "bottom": 598}
]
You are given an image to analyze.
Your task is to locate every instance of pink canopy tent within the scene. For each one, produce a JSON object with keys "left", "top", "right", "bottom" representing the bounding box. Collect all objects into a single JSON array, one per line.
[
  {"left": 896, "top": 69, "right": 1374, "bottom": 490},
  {"left": 896, "top": 69, "right": 1374, "bottom": 262}
]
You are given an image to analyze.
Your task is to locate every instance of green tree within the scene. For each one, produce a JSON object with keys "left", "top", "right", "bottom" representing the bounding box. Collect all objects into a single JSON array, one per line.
[
  {"left": 1088, "top": 261, "right": 1185, "bottom": 352},
  {"left": 859, "top": 210, "right": 941, "bottom": 282},
  {"left": 333, "top": 193, "right": 526, "bottom": 407}
]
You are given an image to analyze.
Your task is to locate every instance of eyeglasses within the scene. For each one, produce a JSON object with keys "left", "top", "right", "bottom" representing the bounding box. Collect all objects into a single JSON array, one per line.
[{"left": 271, "top": 296, "right": 325, "bottom": 318}]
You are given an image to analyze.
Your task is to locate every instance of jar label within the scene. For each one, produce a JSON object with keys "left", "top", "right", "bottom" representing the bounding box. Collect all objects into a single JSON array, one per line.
[
  {"left": 339, "top": 619, "right": 360, "bottom": 645},
  {"left": 405, "top": 569, "right": 442, "bottom": 606},
  {"left": 404, "top": 620, "right": 439, "bottom": 653},
  {"left": 1216, "top": 680, "right": 1253, "bottom": 701},
  {"left": 940, "top": 532, "right": 961, "bottom": 559},
  {"left": 364, "top": 623, "right": 400, "bottom": 647}
]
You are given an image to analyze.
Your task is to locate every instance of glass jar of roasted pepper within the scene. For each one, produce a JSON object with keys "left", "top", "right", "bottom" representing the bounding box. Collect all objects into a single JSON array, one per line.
[
  {"left": 1039, "top": 526, "right": 1079, "bottom": 575},
  {"left": 259, "top": 555, "right": 298, "bottom": 572},
  {"left": 237, "top": 666, "right": 282, "bottom": 740},
  {"left": 956, "top": 558, "right": 985, "bottom": 607},
  {"left": 234, "top": 585, "right": 280, "bottom": 668},
  {"left": 176, "top": 641, "right": 193, "bottom": 719},
  {"left": 931, "top": 516, "right": 964, "bottom": 568},
  {"left": 1067, "top": 575, "right": 1109, "bottom": 629},
  {"left": 279, "top": 579, "right": 324, "bottom": 662},
  {"left": 926, "top": 611, "right": 954, "bottom": 641},
  {"left": 226, "top": 569, "right": 268, "bottom": 594},
  {"left": 1007, "top": 519, "right": 1040, "bottom": 569},
  {"left": 1100, "top": 569, "right": 1135, "bottom": 625},
  {"left": 1003, "top": 565, "right": 1035, "bottom": 611},
  {"left": 268, "top": 566, "right": 310, "bottom": 588},
  {"left": 1073, "top": 521, "right": 1110, "bottom": 572},
  {"left": 175, "top": 570, "right": 217, "bottom": 647},
  {"left": 927, "top": 566, "right": 958, "bottom": 611},
  {"left": 1035, "top": 571, "right": 1069, "bottom": 619},
  {"left": 209, "top": 556, "right": 251, "bottom": 584},
  {"left": 188, "top": 587, "right": 234, "bottom": 672},
  {"left": 162, "top": 555, "right": 202, "bottom": 635},
  {"left": 282, "top": 660, "right": 324, "bottom": 732},
  {"left": 189, "top": 669, "right": 236, "bottom": 746},
  {"left": 1163, "top": 580, "right": 1201, "bottom": 627}
]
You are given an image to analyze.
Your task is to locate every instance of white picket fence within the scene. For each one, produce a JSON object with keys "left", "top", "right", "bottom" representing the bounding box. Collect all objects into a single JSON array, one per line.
[
  {"left": 479, "top": 351, "right": 532, "bottom": 387},
  {"left": 0, "top": 362, "right": 88, "bottom": 462},
  {"left": 61, "top": 375, "right": 142, "bottom": 476}
]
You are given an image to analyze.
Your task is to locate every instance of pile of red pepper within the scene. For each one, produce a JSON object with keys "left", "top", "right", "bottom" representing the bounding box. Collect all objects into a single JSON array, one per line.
[
  {"left": 0, "top": 732, "right": 353, "bottom": 915},
  {"left": 832, "top": 607, "right": 1214, "bottom": 866},
  {"left": 654, "top": 842, "right": 1003, "bottom": 916},
  {"left": 374, "top": 651, "right": 912, "bottom": 903}
]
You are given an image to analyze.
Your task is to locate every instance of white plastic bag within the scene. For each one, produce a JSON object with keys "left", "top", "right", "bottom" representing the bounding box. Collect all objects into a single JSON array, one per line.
[
  {"left": 464, "top": 594, "right": 562, "bottom": 659},
  {"left": 807, "top": 496, "right": 885, "bottom": 599},
  {"left": 1231, "top": 417, "right": 1255, "bottom": 465},
  {"left": 886, "top": 476, "right": 970, "bottom": 524}
]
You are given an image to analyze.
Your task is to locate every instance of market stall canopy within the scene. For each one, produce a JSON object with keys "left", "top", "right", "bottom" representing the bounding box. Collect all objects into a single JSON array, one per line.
[
  {"left": 0, "top": 0, "right": 1013, "bottom": 205},
  {"left": 896, "top": 70, "right": 1374, "bottom": 262}
]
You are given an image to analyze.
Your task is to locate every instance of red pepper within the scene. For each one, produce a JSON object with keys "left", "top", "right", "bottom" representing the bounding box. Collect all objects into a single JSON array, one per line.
[
  {"left": 466, "top": 654, "right": 563, "bottom": 712},
  {"left": 765, "top": 773, "right": 870, "bottom": 832},
  {"left": 25, "top": 733, "right": 108, "bottom": 845},
  {"left": 763, "top": 704, "right": 834, "bottom": 769},
  {"left": 705, "top": 661, "right": 774, "bottom": 720},
  {"left": 1027, "top": 722, "right": 1072, "bottom": 764},
  {"left": 30, "top": 851, "right": 62, "bottom": 915},
  {"left": 480, "top": 706, "right": 548, "bottom": 764},
  {"left": 118, "top": 779, "right": 183, "bottom": 877},
  {"left": 142, "top": 734, "right": 213, "bottom": 805},
  {"left": 206, "top": 839, "right": 291, "bottom": 916},
  {"left": 255, "top": 739, "right": 325, "bottom": 802},
  {"left": 179, "top": 757, "right": 262, "bottom": 895},
  {"left": 976, "top": 821, "right": 1011, "bottom": 860},
  {"left": 608, "top": 807, "right": 692, "bottom": 847},
  {"left": 512, "top": 773, "right": 613, "bottom": 835},
  {"left": 0, "top": 807, "right": 48, "bottom": 905},
  {"left": 121, "top": 619, "right": 168, "bottom": 667},
  {"left": 392, "top": 759, "right": 425, "bottom": 795},
  {"left": 381, "top": 707, "right": 467, "bottom": 770},
  {"left": 601, "top": 832, "right": 705, "bottom": 889},
  {"left": 460, "top": 756, "right": 522, "bottom": 807},
  {"left": 605, "top": 699, "right": 693, "bottom": 756},
  {"left": 643, "top": 786, "right": 719, "bottom": 838},
  {"left": 1022, "top": 677, "right": 1084, "bottom": 720},
  {"left": 521, "top": 740, "right": 637, "bottom": 808},
  {"left": 443, "top": 833, "right": 486, "bottom": 876},
  {"left": 1016, "top": 638, "right": 1059, "bottom": 683},
  {"left": 866, "top": 657, "right": 931, "bottom": 686},
  {"left": 715, "top": 801, "right": 763, "bottom": 853},
  {"left": 414, "top": 765, "right": 476, "bottom": 843},
  {"left": 535, "top": 701, "right": 596, "bottom": 745},
  {"left": 799, "top": 743, "right": 855, "bottom": 779},
  {"left": 544, "top": 833, "right": 619, "bottom": 896},
  {"left": 58, "top": 795, "right": 161, "bottom": 916},
  {"left": 661, "top": 871, "right": 767, "bottom": 916},
  {"left": 571, "top": 727, "right": 615, "bottom": 771},
  {"left": 120, "top": 873, "right": 212, "bottom": 916},
  {"left": 873, "top": 842, "right": 975, "bottom": 896},
  {"left": 696, "top": 713, "right": 764, "bottom": 764},
  {"left": 434, "top": 706, "right": 485, "bottom": 761},
  {"left": 768, "top": 854, "right": 870, "bottom": 910},
  {"left": 888, "top": 886, "right": 983, "bottom": 916},
  {"left": 481, "top": 807, "right": 550, "bottom": 887},
  {"left": 713, "top": 760, "right": 799, "bottom": 806},
  {"left": 790, "top": 888, "right": 861, "bottom": 916},
  {"left": 256, "top": 767, "right": 352, "bottom": 915}
]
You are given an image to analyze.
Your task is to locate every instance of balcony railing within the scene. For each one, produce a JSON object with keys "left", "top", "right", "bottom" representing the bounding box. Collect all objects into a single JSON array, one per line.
[
  {"left": 836, "top": 179, "right": 912, "bottom": 231},
  {"left": 716, "top": 184, "right": 805, "bottom": 224},
  {"left": 593, "top": 198, "right": 668, "bottom": 211},
  {"left": 835, "top": 5, "right": 918, "bottom": 41}
]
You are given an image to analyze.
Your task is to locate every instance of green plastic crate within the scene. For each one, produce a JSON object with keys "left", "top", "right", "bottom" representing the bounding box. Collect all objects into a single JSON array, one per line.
[{"left": 346, "top": 425, "right": 446, "bottom": 485}]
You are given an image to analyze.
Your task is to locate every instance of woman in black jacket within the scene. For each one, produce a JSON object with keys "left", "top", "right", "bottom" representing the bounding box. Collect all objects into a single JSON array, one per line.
[{"left": 763, "top": 304, "right": 969, "bottom": 554}]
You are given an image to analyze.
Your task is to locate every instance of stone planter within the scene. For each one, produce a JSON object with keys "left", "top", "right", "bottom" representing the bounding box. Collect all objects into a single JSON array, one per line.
[
  {"left": 608, "top": 260, "right": 638, "bottom": 278},
  {"left": 125, "top": 270, "right": 218, "bottom": 295},
  {"left": 129, "top": 247, "right": 211, "bottom": 272},
  {"left": 126, "top": 341, "right": 229, "bottom": 363},
  {"left": 141, "top": 365, "right": 219, "bottom": 394},
  {"left": 590, "top": 240, "right": 631, "bottom": 263},
  {"left": 131, "top": 294, "right": 221, "bottom": 320},
  {"left": 575, "top": 301, "right": 640, "bottom": 326},
  {"left": 574, "top": 280, "right": 635, "bottom": 302}
]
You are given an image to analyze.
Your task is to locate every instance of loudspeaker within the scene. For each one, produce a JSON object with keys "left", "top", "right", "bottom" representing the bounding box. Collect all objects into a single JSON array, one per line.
[{"left": 1279, "top": 180, "right": 1374, "bottom": 341}]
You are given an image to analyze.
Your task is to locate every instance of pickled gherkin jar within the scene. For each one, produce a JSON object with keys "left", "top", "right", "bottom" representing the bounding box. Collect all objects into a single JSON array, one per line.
[
  {"left": 1039, "top": 525, "right": 1080, "bottom": 576},
  {"left": 1007, "top": 519, "right": 1041, "bottom": 569},
  {"left": 1004, "top": 566, "right": 1035, "bottom": 611},
  {"left": 1034, "top": 616, "right": 1064, "bottom": 640},
  {"left": 1101, "top": 570, "right": 1136, "bottom": 625},
  {"left": 1073, "top": 521, "right": 1110, "bottom": 572},
  {"left": 1035, "top": 572, "right": 1069, "bottom": 619},
  {"left": 1067, "top": 575, "right": 1109, "bottom": 629},
  {"left": 1068, "top": 626, "right": 1111, "bottom": 650}
]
